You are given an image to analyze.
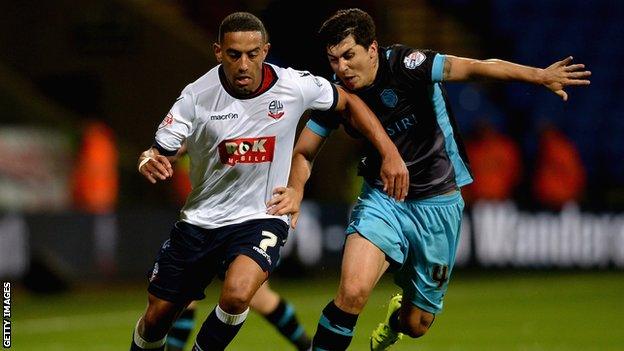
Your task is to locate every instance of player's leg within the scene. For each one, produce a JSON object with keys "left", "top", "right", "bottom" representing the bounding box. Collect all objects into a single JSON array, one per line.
[
  {"left": 372, "top": 190, "right": 464, "bottom": 350},
  {"left": 193, "top": 255, "right": 267, "bottom": 350},
  {"left": 166, "top": 300, "right": 198, "bottom": 351},
  {"left": 250, "top": 281, "right": 312, "bottom": 350},
  {"left": 131, "top": 294, "right": 188, "bottom": 351},
  {"left": 131, "top": 221, "right": 219, "bottom": 351},
  {"left": 192, "top": 218, "right": 288, "bottom": 350},
  {"left": 396, "top": 302, "right": 435, "bottom": 338},
  {"left": 370, "top": 295, "right": 434, "bottom": 350},
  {"left": 311, "top": 233, "right": 390, "bottom": 351}
]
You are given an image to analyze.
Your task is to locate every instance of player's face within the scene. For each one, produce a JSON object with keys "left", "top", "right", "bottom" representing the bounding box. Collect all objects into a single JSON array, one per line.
[
  {"left": 326, "top": 35, "right": 378, "bottom": 90},
  {"left": 214, "top": 31, "right": 270, "bottom": 95}
]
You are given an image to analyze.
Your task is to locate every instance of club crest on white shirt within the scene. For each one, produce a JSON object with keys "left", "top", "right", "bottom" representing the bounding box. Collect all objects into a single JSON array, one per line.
[{"left": 268, "top": 100, "right": 284, "bottom": 119}]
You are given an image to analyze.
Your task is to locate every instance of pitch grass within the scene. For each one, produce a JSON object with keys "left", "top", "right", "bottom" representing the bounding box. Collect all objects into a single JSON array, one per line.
[{"left": 11, "top": 270, "right": 624, "bottom": 350}]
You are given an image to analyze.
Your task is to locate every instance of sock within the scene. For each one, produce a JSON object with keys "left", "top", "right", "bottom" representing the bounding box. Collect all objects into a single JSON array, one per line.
[
  {"left": 311, "top": 301, "right": 358, "bottom": 351},
  {"left": 166, "top": 308, "right": 196, "bottom": 351},
  {"left": 131, "top": 319, "right": 166, "bottom": 351},
  {"left": 263, "top": 299, "right": 311, "bottom": 351},
  {"left": 193, "top": 305, "right": 249, "bottom": 351}
]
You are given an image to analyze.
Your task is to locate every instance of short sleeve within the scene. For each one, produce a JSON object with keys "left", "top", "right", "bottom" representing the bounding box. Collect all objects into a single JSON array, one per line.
[
  {"left": 291, "top": 69, "right": 338, "bottom": 112},
  {"left": 154, "top": 85, "right": 195, "bottom": 155},
  {"left": 306, "top": 110, "right": 342, "bottom": 137},
  {"left": 394, "top": 48, "right": 445, "bottom": 84}
]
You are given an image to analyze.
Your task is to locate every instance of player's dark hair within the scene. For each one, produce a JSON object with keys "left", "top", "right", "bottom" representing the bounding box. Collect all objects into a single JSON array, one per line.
[
  {"left": 318, "top": 8, "right": 376, "bottom": 49},
  {"left": 218, "top": 12, "right": 268, "bottom": 43}
]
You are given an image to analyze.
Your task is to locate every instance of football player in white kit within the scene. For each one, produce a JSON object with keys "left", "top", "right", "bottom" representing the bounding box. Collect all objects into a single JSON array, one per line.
[{"left": 130, "top": 12, "right": 408, "bottom": 351}]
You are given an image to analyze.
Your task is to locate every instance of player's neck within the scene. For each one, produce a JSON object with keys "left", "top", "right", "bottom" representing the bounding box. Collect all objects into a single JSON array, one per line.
[{"left": 360, "top": 57, "right": 380, "bottom": 90}]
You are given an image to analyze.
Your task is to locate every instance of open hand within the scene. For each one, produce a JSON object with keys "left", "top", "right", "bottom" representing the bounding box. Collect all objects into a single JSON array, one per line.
[{"left": 542, "top": 56, "right": 591, "bottom": 101}]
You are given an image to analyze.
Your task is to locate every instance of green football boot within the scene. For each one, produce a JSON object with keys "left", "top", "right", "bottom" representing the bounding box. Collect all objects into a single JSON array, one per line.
[{"left": 370, "top": 294, "right": 403, "bottom": 350}]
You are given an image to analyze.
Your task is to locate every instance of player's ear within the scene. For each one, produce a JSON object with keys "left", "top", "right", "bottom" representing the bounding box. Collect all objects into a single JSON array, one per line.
[
  {"left": 214, "top": 43, "right": 222, "bottom": 63},
  {"left": 262, "top": 42, "right": 271, "bottom": 58},
  {"left": 369, "top": 40, "right": 378, "bottom": 59}
]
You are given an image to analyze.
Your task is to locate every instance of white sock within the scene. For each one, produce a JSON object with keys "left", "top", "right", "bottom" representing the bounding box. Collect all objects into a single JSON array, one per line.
[
  {"left": 215, "top": 305, "right": 249, "bottom": 326},
  {"left": 133, "top": 319, "right": 166, "bottom": 349}
]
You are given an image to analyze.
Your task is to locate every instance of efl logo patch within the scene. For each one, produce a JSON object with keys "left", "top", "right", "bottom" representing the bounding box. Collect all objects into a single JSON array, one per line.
[
  {"left": 218, "top": 136, "right": 276, "bottom": 166},
  {"left": 404, "top": 51, "right": 426, "bottom": 69},
  {"left": 158, "top": 112, "right": 174, "bottom": 129},
  {"left": 268, "top": 100, "right": 284, "bottom": 119}
]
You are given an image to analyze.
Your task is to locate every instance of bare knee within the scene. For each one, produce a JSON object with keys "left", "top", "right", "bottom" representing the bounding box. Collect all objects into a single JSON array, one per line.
[
  {"left": 220, "top": 279, "right": 256, "bottom": 313},
  {"left": 399, "top": 305, "right": 435, "bottom": 339},
  {"left": 335, "top": 283, "right": 371, "bottom": 313},
  {"left": 402, "top": 321, "right": 430, "bottom": 339}
]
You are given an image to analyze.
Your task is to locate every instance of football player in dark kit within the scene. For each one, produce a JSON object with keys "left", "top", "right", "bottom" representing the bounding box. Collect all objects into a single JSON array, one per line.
[{"left": 266, "top": 8, "right": 591, "bottom": 351}]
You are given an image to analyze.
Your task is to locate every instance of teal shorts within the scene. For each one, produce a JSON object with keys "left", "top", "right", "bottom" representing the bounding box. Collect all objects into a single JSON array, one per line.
[{"left": 346, "top": 182, "right": 464, "bottom": 314}]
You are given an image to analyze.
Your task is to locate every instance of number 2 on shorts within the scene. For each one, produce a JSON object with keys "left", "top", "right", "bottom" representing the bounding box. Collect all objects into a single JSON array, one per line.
[{"left": 259, "top": 231, "right": 277, "bottom": 252}]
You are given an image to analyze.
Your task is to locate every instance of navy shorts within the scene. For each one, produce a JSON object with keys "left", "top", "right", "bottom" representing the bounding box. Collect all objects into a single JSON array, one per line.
[{"left": 147, "top": 218, "right": 288, "bottom": 304}]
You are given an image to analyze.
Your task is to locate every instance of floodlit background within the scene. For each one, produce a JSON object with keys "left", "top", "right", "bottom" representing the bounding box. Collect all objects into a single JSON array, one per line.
[{"left": 1, "top": 0, "right": 623, "bottom": 350}]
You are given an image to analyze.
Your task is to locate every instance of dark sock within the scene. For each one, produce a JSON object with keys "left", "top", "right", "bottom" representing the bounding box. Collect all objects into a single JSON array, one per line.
[
  {"left": 264, "top": 299, "right": 311, "bottom": 350},
  {"left": 166, "top": 308, "right": 196, "bottom": 351},
  {"left": 311, "top": 301, "right": 358, "bottom": 351},
  {"left": 193, "top": 305, "right": 248, "bottom": 351}
]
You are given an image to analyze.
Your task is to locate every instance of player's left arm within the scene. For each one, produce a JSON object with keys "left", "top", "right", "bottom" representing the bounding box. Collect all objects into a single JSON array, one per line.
[
  {"left": 333, "top": 86, "right": 409, "bottom": 201},
  {"left": 267, "top": 128, "right": 326, "bottom": 228},
  {"left": 443, "top": 55, "right": 591, "bottom": 101}
]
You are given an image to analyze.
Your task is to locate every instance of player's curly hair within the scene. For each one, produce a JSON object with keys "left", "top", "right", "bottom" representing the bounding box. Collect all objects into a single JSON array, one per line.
[
  {"left": 318, "top": 8, "right": 376, "bottom": 49},
  {"left": 219, "top": 12, "right": 268, "bottom": 43}
]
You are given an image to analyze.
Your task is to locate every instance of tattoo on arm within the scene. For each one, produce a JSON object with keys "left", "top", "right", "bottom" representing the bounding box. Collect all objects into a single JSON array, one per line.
[{"left": 443, "top": 58, "right": 452, "bottom": 81}]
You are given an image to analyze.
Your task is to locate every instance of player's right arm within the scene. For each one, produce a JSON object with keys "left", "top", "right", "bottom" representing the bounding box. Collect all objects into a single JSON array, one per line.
[
  {"left": 139, "top": 85, "right": 195, "bottom": 184},
  {"left": 266, "top": 128, "right": 326, "bottom": 228}
]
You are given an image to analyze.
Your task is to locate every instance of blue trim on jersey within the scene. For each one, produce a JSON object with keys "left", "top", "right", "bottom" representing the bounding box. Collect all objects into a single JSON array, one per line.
[
  {"left": 306, "top": 119, "right": 332, "bottom": 137},
  {"left": 432, "top": 54, "right": 446, "bottom": 82},
  {"left": 431, "top": 84, "right": 473, "bottom": 187},
  {"left": 319, "top": 315, "right": 354, "bottom": 336},
  {"left": 278, "top": 304, "right": 295, "bottom": 328}
]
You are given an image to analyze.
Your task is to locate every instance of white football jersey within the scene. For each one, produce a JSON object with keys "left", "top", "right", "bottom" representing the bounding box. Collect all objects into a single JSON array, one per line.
[{"left": 154, "top": 63, "right": 337, "bottom": 229}]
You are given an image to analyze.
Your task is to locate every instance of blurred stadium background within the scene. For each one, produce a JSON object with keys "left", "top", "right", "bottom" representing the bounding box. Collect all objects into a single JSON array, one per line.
[{"left": 1, "top": 0, "right": 623, "bottom": 350}]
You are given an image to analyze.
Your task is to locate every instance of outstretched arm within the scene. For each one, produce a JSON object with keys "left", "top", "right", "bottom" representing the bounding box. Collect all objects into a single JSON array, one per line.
[
  {"left": 443, "top": 55, "right": 591, "bottom": 101},
  {"left": 333, "top": 86, "right": 409, "bottom": 200}
]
